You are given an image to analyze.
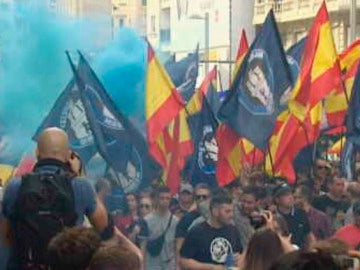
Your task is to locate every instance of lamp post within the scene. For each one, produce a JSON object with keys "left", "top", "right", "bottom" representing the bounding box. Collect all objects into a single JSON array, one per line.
[
  {"left": 189, "top": 12, "right": 210, "bottom": 74},
  {"left": 350, "top": 0, "right": 357, "bottom": 42}
]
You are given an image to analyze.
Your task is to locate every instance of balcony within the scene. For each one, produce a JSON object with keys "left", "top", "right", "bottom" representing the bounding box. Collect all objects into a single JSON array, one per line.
[
  {"left": 160, "top": 0, "right": 170, "bottom": 8},
  {"left": 253, "top": 0, "right": 358, "bottom": 25}
]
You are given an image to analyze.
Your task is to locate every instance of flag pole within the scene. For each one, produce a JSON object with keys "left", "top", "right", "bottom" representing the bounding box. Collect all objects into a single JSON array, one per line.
[{"left": 267, "top": 143, "right": 275, "bottom": 176}]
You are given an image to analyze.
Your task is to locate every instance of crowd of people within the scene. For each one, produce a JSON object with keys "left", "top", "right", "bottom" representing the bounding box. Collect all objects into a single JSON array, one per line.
[{"left": 1, "top": 128, "right": 360, "bottom": 270}]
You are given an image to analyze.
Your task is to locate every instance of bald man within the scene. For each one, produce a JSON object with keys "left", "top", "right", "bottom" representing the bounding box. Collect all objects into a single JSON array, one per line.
[{"left": 1, "top": 127, "right": 108, "bottom": 269}]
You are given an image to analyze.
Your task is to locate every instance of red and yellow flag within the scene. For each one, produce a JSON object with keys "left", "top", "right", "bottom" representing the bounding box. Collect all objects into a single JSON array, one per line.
[
  {"left": 232, "top": 29, "right": 249, "bottom": 81},
  {"left": 324, "top": 39, "right": 360, "bottom": 128},
  {"left": 267, "top": 2, "right": 342, "bottom": 183},
  {"left": 145, "top": 42, "right": 185, "bottom": 168}
]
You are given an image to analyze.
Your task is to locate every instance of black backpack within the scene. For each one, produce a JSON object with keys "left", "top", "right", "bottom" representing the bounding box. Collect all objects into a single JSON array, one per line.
[{"left": 12, "top": 171, "right": 77, "bottom": 269}]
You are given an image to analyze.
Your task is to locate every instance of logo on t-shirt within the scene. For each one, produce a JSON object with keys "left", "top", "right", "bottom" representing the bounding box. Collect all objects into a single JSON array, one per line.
[{"left": 210, "top": 237, "right": 233, "bottom": 263}]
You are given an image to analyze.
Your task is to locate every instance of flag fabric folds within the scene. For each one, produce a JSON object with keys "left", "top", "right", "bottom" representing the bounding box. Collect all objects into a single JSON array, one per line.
[
  {"left": 233, "top": 29, "right": 249, "bottom": 80},
  {"left": 73, "top": 52, "right": 161, "bottom": 193},
  {"left": 218, "top": 10, "right": 293, "bottom": 151},
  {"left": 33, "top": 79, "right": 97, "bottom": 163},
  {"left": 267, "top": 2, "right": 343, "bottom": 183},
  {"left": 165, "top": 46, "right": 199, "bottom": 102},
  {"left": 186, "top": 67, "right": 219, "bottom": 187},
  {"left": 145, "top": 42, "right": 185, "bottom": 169}
]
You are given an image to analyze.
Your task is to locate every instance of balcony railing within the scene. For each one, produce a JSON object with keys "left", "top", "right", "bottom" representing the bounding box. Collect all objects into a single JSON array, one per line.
[{"left": 254, "top": 0, "right": 356, "bottom": 24}]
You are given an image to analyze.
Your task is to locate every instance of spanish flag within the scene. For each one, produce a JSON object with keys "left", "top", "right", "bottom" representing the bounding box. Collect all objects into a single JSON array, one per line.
[
  {"left": 145, "top": 42, "right": 185, "bottom": 168},
  {"left": 267, "top": 2, "right": 342, "bottom": 182},
  {"left": 288, "top": 1, "right": 342, "bottom": 120},
  {"left": 162, "top": 108, "right": 194, "bottom": 193},
  {"left": 232, "top": 29, "right": 249, "bottom": 81}
]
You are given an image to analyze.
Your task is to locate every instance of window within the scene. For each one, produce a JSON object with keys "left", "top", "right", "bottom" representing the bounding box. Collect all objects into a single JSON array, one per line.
[
  {"left": 151, "top": 15, "right": 156, "bottom": 33},
  {"left": 119, "top": 17, "right": 126, "bottom": 27}
]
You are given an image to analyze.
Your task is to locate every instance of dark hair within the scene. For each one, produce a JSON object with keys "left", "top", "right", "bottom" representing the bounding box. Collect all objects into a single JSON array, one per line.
[
  {"left": 47, "top": 227, "right": 101, "bottom": 270},
  {"left": 194, "top": 183, "right": 211, "bottom": 193},
  {"left": 242, "top": 186, "right": 260, "bottom": 200},
  {"left": 152, "top": 186, "right": 171, "bottom": 200},
  {"left": 210, "top": 189, "right": 232, "bottom": 210},
  {"left": 95, "top": 179, "right": 111, "bottom": 193},
  {"left": 328, "top": 174, "right": 345, "bottom": 185},
  {"left": 89, "top": 245, "right": 141, "bottom": 270},
  {"left": 295, "top": 185, "right": 313, "bottom": 203},
  {"left": 244, "top": 229, "right": 284, "bottom": 270},
  {"left": 269, "top": 250, "right": 341, "bottom": 270},
  {"left": 123, "top": 192, "right": 139, "bottom": 216}
]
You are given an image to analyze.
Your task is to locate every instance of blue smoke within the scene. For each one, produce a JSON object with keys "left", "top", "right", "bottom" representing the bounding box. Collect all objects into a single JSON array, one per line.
[
  {"left": 0, "top": 1, "right": 111, "bottom": 164},
  {"left": 93, "top": 27, "right": 147, "bottom": 134}
]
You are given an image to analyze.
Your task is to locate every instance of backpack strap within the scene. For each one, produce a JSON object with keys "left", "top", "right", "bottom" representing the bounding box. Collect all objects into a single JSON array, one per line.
[{"left": 163, "top": 214, "right": 173, "bottom": 236}]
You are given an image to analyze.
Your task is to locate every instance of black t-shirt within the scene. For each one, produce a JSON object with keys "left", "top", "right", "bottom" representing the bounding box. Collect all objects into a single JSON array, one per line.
[
  {"left": 176, "top": 210, "right": 201, "bottom": 238},
  {"left": 180, "top": 221, "right": 243, "bottom": 265},
  {"left": 278, "top": 207, "right": 311, "bottom": 249},
  {"left": 313, "top": 195, "right": 350, "bottom": 228}
]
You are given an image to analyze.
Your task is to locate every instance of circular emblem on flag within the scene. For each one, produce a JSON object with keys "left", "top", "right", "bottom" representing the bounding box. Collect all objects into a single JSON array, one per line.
[
  {"left": 106, "top": 146, "right": 142, "bottom": 193},
  {"left": 198, "top": 125, "right": 218, "bottom": 174},
  {"left": 286, "top": 55, "right": 300, "bottom": 82},
  {"left": 237, "top": 49, "right": 274, "bottom": 115},
  {"left": 85, "top": 85, "right": 124, "bottom": 131},
  {"left": 178, "top": 61, "right": 198, "bottom": 99},
  {"left": 60, "top": 87, "right": 93, "bottom": 148}
]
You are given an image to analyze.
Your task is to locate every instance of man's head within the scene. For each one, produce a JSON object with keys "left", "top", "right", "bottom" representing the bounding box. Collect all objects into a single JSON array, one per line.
[
  {"left": 89, "top": 245, "right": 141, "bottom": 270},
  {"left": 139, "top": 197, "right": 153, "bottom": 217},
  {"left": 225, "top": 178, "right": 242, "bottom": 201},
  {"left": 328, "top": 175, "right": 346, "bottom": 199},
  {"left": 294, "top": 185, "right": 312, "bottom": 209},
  {"left": 314, "top": 159, "right": 330, "bottom": 180},
  {"left": 210, "top": 189, "right": 234, "bottom": 226},
  {"left": 193, "top": 183, "right": 211, "bottom": 205},
  {"left": 153, "top": 187, "right": 171, "bottom": 211},
  {"left": 36, "top": 127, "right": 71, "bottom": 163},
  {"left": 47, "top": 227, "right": 101, "bottom": 270},
  {"left": 346, "top": 182, "right": 360, "bottom": 202},
  {"left": 273, "top": 183, "right": 294, "bottom": 210},
  {"left": 352, "top": 200, "right": 360, "bottom": 228},
  {"left": 179, "top": 183, "right": 194, "bottom": 206},
  {"left": 240, "top": 186, "right": 259, "bottom": 216},
  {"left": 125, "top": 193, "right": 138, "bottom": 213}
]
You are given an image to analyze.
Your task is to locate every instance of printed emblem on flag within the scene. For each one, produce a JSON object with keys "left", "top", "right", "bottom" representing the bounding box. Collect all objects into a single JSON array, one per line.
[
  {"left": 198, "top": 125, "right": 218, "bottom": 174},
  {"left": 60, "top": 88, "right": 93, "bottom": 147},
  {"left": 178, "top": 61, "right": 198, "bottom": 95},
  {"left": 106, "top": 148, "right": 142, "bottom": 193},
  {"left": 85, "top": 85, "right": 124, "bottom": 131},
  {"left": 238, "top": 49, "right": 274, "bottom": 115}
]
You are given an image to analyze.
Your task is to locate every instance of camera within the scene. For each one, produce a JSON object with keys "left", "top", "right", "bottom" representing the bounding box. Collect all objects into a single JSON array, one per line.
[{"left": 249, "top": 215, "right": 266, "bottom": 229}]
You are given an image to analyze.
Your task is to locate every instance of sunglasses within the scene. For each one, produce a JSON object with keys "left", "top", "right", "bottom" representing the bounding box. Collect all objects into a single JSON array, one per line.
[
  {"left": 195, "top": 195, "right": 209, "bottom": 201},
  {"left": 140, "top": 204, "right": 151, "bottom": 209},
  {"left": 317, "top": 166, "right": 329, "bottom": 170}
]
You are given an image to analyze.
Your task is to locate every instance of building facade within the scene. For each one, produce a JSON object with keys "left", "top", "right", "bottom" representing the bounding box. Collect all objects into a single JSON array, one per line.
[
  {"left": 253, "top": 0, "right": 360, "bottom": 51},
  {"left": 147, "top": 0, "right": 255, "bottom": 88},
  {"left": 50, "top": 0, "right": 111, "bottom": 17},
  {"left": 112, "top": 0, "right": 147, "bottom": 36}
]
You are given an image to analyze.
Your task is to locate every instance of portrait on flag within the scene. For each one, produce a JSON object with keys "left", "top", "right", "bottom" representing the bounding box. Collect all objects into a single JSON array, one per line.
[{"left": 238, "top": 49, "right": 274, "bottom": 115}]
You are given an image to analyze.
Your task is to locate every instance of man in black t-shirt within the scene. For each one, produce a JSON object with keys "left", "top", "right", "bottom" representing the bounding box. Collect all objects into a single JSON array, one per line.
[
  {"left": 175, "top": 184, "right": 211, "bottom": 265},
  {"left": 312, "top": 175, "right": 350, "bottom": 231},
  {"left": 274, "top": 182, "right": 315, "bottom": 249},
  {"left": 180, "top": 189, "right": 242, "bottom": 269}
]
